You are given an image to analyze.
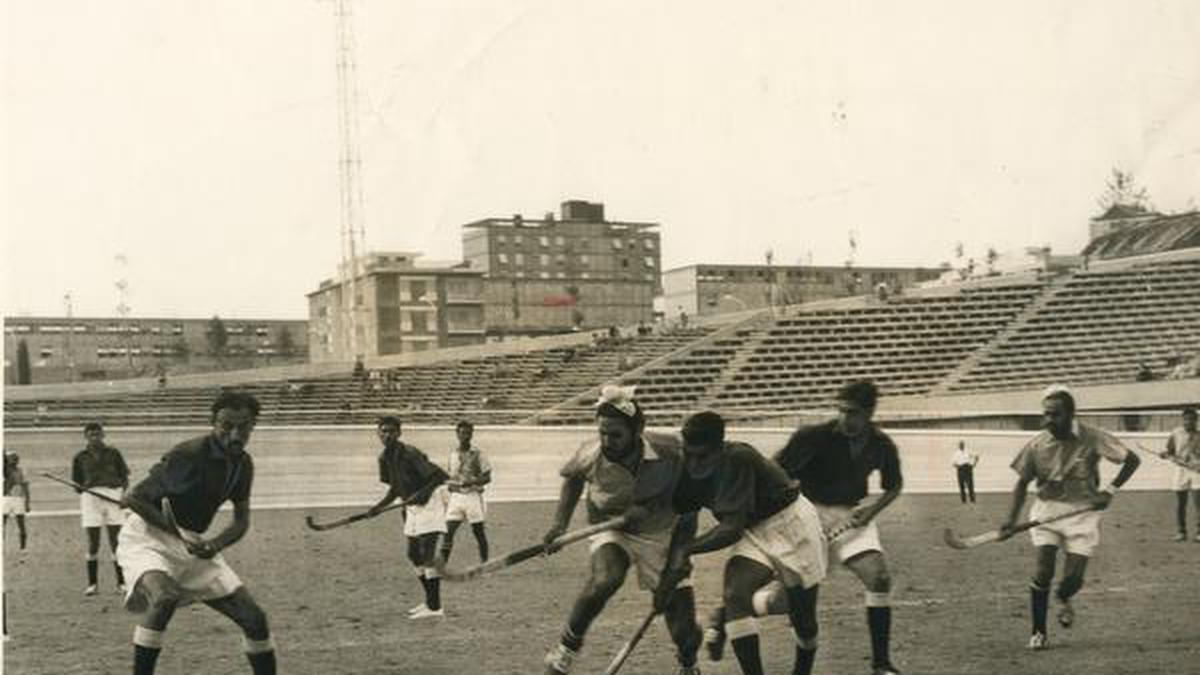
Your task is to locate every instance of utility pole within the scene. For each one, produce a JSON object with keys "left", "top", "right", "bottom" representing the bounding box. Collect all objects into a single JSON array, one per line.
[
  {"left": 63, "top": 292, "right": 76, "bottom": 382},
  {"left": 115, "top": 254, "right": 137, "bottom": 374},
  {"left": 333, "top": 0, "right": 367, "bottom": 361}
]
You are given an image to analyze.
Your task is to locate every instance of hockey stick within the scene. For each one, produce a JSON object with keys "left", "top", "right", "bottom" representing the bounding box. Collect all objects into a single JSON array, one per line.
[
  {"left": 40, "top": 472, "right": 125, "bottom": 506},
  {"left": 304, "top": 501, "right": 406, "bottom": 531},
  {"left": 1135, "top": 442, "right": 1200, "bottom": 473},
  {"left": 602, "top": 608, "right": 658, "bottom": 675},
  {"left": 943, "top": 504, "right": 1097, "bottom": 550},
  {"left": 436, "top": 515, "right": 628, "bottom": 582}
]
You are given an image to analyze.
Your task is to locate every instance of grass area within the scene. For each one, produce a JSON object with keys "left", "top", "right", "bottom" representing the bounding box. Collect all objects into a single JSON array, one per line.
[{"left": 4, "top": 491, "right": 1198, "bottom": 674}]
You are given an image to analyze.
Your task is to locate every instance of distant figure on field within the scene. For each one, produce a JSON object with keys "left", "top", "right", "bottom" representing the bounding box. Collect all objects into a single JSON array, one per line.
[
  {"left": 1164, "top": 407, "right": 1200, "bottom": 542},
  {"left": 3, "top": 451, "right": 31, "bottom": 550},
  {"left": 72, "top": 422, "right": 130, "bottom": 595},
  {"left": 440, "top": 420, "right": 492, "bottom": 563},
  {"left": 951, "top": 441, "right": 980, "bottom": 504}
]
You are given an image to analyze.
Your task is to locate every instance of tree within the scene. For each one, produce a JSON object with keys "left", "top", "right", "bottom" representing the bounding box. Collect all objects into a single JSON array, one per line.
[
  {"left": 206, "top": 315, "right": 228, "bottom": 359},
  {"left": 1096, "top": 168, "right": 1153, "bottom": 215},
  {"left": 16, "top": 339, "right": 31, "bottom": 385},
  {"left": 277, "top": 327, "right": 297, "bottom": 357}
]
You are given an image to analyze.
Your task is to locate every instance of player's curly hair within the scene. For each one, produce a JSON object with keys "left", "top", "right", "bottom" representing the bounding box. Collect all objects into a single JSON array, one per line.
[
  {"left": 210, "top": 391, "right": 261, "bottom": 421},
  {"left": 83, "top": 421, "right": 104, "bottom": 433},
  {"left": 837, "top": 380, "right": 879, "bottom": 411},
  {"left": 377, "top": 415, "right": 403, "bottom": 430}
]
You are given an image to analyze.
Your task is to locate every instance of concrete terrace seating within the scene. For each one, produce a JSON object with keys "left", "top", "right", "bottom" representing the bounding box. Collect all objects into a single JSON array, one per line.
[{"left": 948, "top": 254, "right": 1200, "bottom": 393}]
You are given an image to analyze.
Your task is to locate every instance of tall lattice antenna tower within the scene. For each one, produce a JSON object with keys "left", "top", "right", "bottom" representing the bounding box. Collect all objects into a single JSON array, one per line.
[{"left": 333, "top": 0, "right": 367, "bottom": 359}]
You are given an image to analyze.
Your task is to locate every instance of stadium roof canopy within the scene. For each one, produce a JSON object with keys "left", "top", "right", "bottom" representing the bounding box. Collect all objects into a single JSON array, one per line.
[{"left": 1083, "top": 211, "right": 1200, "bottom": 259}]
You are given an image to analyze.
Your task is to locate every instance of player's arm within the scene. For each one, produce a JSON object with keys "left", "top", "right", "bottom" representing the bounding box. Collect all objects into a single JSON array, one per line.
[
  {"left": 1164, "top": 434, "right": 1176, "bottom": 458},
  {"left": 70, "top": 454, "right": 84, "bottom": 493},
  {"left": 116, "top": 450, "right": 131, "bottom": 490},
  {"left": 1091, "top": 450, "right": 1140, "bottom": 510},
  {"left": 190, "top": 498, "right": 250, "bottom": 559},
  {"left": 686, "top": 512, "right": 749, "bottom": 555},
  {"left": 20, "top": 474, "right": 31, "bottom": 512},
  {"left": 543, "top": 475, "right": 585, "bottom": 548},
  {"left": 999, "top": 475, "right": 1033, "bottom": 538},
  {"left": 852, "top": 440, "right": 903, "bottom": 526},
  {"left": 367, "top": 483, "right": 402, "bottom": 516},
  {"left": 654, "top": 511, "right": 699, "bottom": 611}
]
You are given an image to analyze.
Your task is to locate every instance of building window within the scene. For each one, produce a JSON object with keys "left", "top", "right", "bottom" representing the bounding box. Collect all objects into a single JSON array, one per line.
[
  {"left": 643, "top": 238, "right": 656, "bottom": 250},
  {"left": 513, "top": 234, "right": 523, "bottom": 245},
  {"left": 515, "top": 253, "right": 525, "bottom": 265},
  {"left": 539, "top": 235, "right": 550, "bottom": 247},
  {"left": 621, "top": 259, "right": 629, "bottom": 268},
  {"left": 580, "top": 255, "right": 590, "bottom": 266},
  {"left": 409, "top": 280, "right": 427, "bottom": 302},
  {"left": 555, "top": 254, "right": 566, "bottom": 266},
  {"left": 539, "top": 254, "right": 550, "bottom": 266},
  {"left": 581, "top": 272, "right": 591, "bottom": 279},
  {"left": 539, "top": 271, "right": 551, "bottom": 279},
  {"left": 554, "top": 235, "right": 564, "bottom": 246},
  {"left": 498, "top": 253, "right": 509, "bottom": 264},
  {"left": 516, "top": 271, "right": 526, "bottom": 278},
  {"left": 497, "top": 234, "right": 508, "bottom": 244},
  {"left": 555, "top": 271, "right": 566, "bottom": 278},
  {"left": 39, "top": 348, "right": 54, "bottom": 358},
  {"left": 612, "top": 239, "right": 623, "bottom": 250},
  {"left": 643, "top": 256, "right": 655, "bottom": 268},
  {"left": 410, "top": 312, "right": 428, "bottom": 333}
]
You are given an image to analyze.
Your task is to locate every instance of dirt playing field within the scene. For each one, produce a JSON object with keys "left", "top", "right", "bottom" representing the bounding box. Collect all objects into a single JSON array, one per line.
[{"left": 4, "top": 491, "right": 1199, "bottom": 674}]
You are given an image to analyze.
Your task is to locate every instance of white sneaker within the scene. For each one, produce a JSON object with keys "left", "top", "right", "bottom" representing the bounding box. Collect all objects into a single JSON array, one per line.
[
  {"left": 116, "top": 583, "right": 127, "bottom": 595},
  {"left": 544, "top": 643, "right": 578, "bottom": 674},
  {"left": 1027, "top": 632, "right": 1047, "bottom": 650},
  {"left": 407, "top": 603, "right": 427, "bottom": 616},
  {"left": 83, "top": 584, "right": 98, "bottom": 597},
  {"left": 408, "top": 606, "right": 444, "bottom": 619}
]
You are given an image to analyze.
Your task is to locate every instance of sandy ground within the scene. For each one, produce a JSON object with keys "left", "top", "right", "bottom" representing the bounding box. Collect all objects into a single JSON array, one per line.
[{"left": 4, "top": 492, "right": 1200, "bottom": 675}]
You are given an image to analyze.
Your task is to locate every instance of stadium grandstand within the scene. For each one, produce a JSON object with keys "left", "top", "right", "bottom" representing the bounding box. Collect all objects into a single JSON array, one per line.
[{"left": 6, "top": 245, "right": 1199, "bottom": 432}]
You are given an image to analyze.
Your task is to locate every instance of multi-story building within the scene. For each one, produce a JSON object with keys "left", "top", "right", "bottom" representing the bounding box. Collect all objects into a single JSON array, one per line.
[
  {"left": 307, "top": 251, "right": 486, "bottom": 362},
  {"left": 462, "top": 200, "right": 660, "bottom": 335},
  {"left": 2, "top": 316, "right": 307, "bottom": 385},
  {"left": 661, "top": 263, "right": 945, "bottom": 319}
]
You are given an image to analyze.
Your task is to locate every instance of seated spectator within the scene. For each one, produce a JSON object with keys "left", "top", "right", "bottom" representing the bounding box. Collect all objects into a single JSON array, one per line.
[{"left": 1135, "top": 360, "right": 1156, "bottom": 382}]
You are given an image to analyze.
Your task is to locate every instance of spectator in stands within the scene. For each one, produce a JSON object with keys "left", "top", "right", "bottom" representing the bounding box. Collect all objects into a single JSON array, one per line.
[
  {"left": 154, "top": 363, "right": 168, "bottom": 389},
  {"left": 679, "top": 310, "right": 689, "bottom": 328},
  {"left": 1135, "top": 361, "right": 1156, "bottom": 382},
  {"left": 875, "top": 282, "right": 890, "bottom": 303},
  {"left": 352, "top": 357, "right": 366, "bottom": 381}
]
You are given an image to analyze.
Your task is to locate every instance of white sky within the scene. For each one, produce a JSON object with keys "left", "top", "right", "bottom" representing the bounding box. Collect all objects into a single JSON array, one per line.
[{"left": 3, "top": 0, "right": 1198, "bottom": 319}]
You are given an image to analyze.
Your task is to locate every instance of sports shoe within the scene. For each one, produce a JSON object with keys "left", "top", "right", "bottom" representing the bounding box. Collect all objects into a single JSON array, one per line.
[
  {"left": 407, "top": 603, "right": 427, "bottom": 616},
  {"left": 544, "top": 643, "right": 577, "bottom": 675},
  {"left": 116, "top": 583, "right": 127, "bottom": 595},
  {"left": 873, "top": 664, "right": 902, "bottom": 675},
  {"left": 677, "top": 665, "right": 702, "bottom": 675},
  {"left": 1027, "top": 632, "right": 1047, "bottom": 650},
  {"left": 1193, "top": 532, "right": 1200, "bottom": 543},
  {"left": 408, "top": 606, "right": 444, "bottom": 619},
  {"left": 1173, "top": 531, "right": 1187, "bottom": 542},
  {"left": 83, "top": 584, "right": 98, "bottom": 597},
  {"left": 702, "top": 607, "right": 726, "bottom": 661},
  {"left": 1057, "top": 598, "right": 1075, "bottom": 629}
]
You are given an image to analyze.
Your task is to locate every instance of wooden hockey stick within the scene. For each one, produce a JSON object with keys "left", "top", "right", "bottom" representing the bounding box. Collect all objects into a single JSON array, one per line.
[
  {"left": 304, "top": 501, "right": 406, "bottom": 531},
  {"left": 943, "top": 504, "right": 1097, "bottom": 550},
  {"left": 40, "top": 472, "right": 125, "bottom": 506},
  {"left": 1135, "top": 442, "right": 1200, "bottom": 473},
  {"left": 602, "top": 608, "right": 658, "bottom": 675},
  {"left": 436, "top": 515, "right": 628, "bottom": 582}
]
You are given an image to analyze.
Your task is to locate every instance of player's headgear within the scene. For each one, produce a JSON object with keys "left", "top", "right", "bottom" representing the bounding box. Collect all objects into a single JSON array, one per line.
[
  {"left": 837, "top": 380, "right": 879, "bottom": 411},
  {"left": 377, "top": 415, "right": 403, "bottom": 430},
  {"left": 210, "top": 390, "right": 261, "bottom": 421},
  {"left": 682, "top": 411, "right": 725, "bottom": 447},
  {"left": 1042, "top": 384, "right": 1076, "bottom": 416},
  {"left": 596, "top": 384, "right": 644, "bottom": 431},
  {"left": 83, "top": 421, "right": 104, "bottom": 433},
  {"left": 456, "top": 419, "right": 474, "bottom": 431}
]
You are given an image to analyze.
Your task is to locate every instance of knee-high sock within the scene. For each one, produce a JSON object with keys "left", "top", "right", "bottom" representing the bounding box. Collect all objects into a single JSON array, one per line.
[
  {"left": 114, "top": 562, "right": 126, "bottom": 585},
  {"left": 133, "top": 626, "right": 164, "bottom": 675},
  {"left": 244, "top": 636, "right": 276, "bottom": 675},
  {"left": 424, "top": 567, "right": 441, "bottom": 611},
  {"left": 1177, "top": 491, "right": 1189, "bottom": 533},
  {"left": 86, "top": 555, "right": 99, "bottom": 585},
  {"left": 1030, "top": 581, "right": 1049, "bottom": 634},
  {"left": 727, "top": 617, "right": 764, "bottom": 675},
  {"left": 865, "top": 591, "right": 891, "bottom": 667},
  {"left": 792, "top": 644, "right": 817, "bottom": 675},
  {"left": 471, "top": 523, "right": 489, "bottom": 561}
]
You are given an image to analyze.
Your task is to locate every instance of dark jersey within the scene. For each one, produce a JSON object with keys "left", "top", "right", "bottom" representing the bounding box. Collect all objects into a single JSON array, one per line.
[
  {"left": 673, "top": 442, "right": 799, "bottom": 526},
  {"left": 131, "top": 435, "right": 253, "bottom": 533},
  {"left": 773, "top": 420, "right": 902, "bottom": 506},
  {"left": 72, "top": 445, "right": 130, "bottom": 489},
  {"left": 378, "top": 442, "right": 448, "bottom": 505}
]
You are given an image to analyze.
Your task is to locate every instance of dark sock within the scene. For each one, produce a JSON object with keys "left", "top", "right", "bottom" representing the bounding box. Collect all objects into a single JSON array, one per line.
[
  {"left": 730, "top": 635, "right": 765, "bottom": 675},
  {"left": 426, "top": 577, "right": 441, "bottom": 611},
  {"left": 439, "top": 542, "right": 453, "bottom": 563},
  {"left": 867, "top": 606, "right": 892, "bottom": 667},
  {"left": 133, "top": 645, "right": 161, "bottom": 675},
  {"left": 114, "top": 563, "right": 126, "bottom": 586},
  {"left": 246, "top": 650, "right": 277, "bottom": 675},
  {"left": 793, "top": 646, "right": 817, "bottom": 675},
  {"left": 87, "top": 560, "right": 99, "bottom": 586},
  {"left": 472, "top": 524, "right": 489, "bottom": 561},
  {"left": 560, "top": 626, "right": 584, "bottom": 652},
  {"left": 1177, "top": 492, "right": 1188, "bottom": 533},
  {"left": 1031, "top": 586, "right": 1049, "bottom": 634}
]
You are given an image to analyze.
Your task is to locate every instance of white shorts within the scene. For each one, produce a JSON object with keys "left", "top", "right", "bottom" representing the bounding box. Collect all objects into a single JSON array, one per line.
[
  {"left": 81, "top": 488, "right": 127, "bottom": 528},
  {"left": 589, "top": 526, "right": 691, "bottom": 592},
  {"left": 814, "top": 503, "right": 884, "bottom": 563},
  {"left": 732, "top": 497, "right": 827, "bottom": 590},
  {"left": 445, "top": 491, "right": 487, "bottom": 524},
  {"left": 3, "top": 496, "right": 27, "bottom": 516},
  {"left": 404, "top": 485, "right": 449, "bottom": 537},
  {"left": 116, "top": 514, "right": 243, "bottom": 613},
  {"left": 1170, "top": 465, "right": 1200, "bottom": 492},
  {"left": 1029, "top": 498, "right": 1102, "bottom": 557}
]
